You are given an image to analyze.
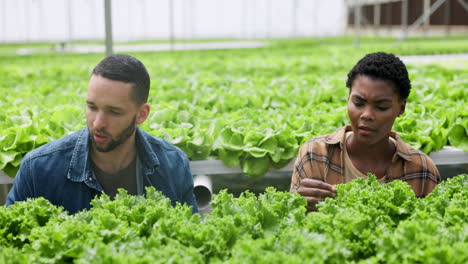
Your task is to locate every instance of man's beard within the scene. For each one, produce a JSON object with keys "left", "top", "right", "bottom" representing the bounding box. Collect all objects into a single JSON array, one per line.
[{"left": 89, "top": 116, "right": 137, "bottom": 152}]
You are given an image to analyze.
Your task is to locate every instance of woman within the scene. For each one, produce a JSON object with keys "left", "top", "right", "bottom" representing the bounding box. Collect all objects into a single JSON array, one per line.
[{"left": 291, "top": 52, "right": 441, "bottom": 211}]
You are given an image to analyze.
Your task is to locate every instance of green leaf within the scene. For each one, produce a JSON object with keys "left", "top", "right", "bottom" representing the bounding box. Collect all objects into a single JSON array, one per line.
[
  {"left": 241, "top": 156, "right": 270, "bottom": 178},
  {"left": 218, "top": 149, "right": 242, "bottom": 167},
  {"left": 448, "top": 124, "right": 468, "bottom": 151}
]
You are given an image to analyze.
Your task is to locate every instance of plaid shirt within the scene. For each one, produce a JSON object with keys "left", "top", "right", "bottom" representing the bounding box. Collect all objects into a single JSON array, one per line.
[{"left": 291, "top": 126, "right": 441, "bottom": 197}]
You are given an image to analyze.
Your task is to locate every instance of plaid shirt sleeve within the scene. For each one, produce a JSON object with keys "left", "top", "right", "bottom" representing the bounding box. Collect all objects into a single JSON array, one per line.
[
  {"left": 290, "top": 137, "right": 342, "bottom": 192},
  {"left": 396, "top": 149, "right": 441, "bottom": 197},
  {"left": 291, "top": 140, "right": 321, "bottom": 192},
  {"left": 291, "top": 146, "right": 306, "bottom": 193}
]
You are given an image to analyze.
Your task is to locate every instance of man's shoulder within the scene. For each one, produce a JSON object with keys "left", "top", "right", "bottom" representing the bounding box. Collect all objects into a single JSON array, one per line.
[
  {"left": 138, "top": 129, "right": 188, "bottom": 160},
  {"left": 24, "top": 129, "right": 85, "bottom": 161}
]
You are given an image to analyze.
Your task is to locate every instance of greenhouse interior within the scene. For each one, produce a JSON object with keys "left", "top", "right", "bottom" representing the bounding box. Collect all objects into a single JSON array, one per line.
[{"left": 0, "top": 0, "right": 467, "bottom": 263}]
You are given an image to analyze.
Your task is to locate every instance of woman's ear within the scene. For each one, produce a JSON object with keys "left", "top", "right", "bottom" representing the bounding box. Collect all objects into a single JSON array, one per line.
[
  {"left": 398, "top": 100, "right": 406, "bottom": 117},
  {"left": 136, "top": 103, "right": 150, "bottom": 125}
]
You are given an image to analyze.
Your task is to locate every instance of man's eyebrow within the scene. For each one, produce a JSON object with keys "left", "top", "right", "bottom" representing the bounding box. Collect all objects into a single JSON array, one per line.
[
  {"left": 107, "top": 105, "right": 124, "bottom": 111},
  {"left": 86, "top": 101, "right": 124, "bottom": 111}
]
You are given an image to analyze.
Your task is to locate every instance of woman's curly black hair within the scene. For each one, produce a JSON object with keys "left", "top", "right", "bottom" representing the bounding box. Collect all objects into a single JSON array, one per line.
[{"left": 346, "top": 52, "right": 411, "bottom": 100}]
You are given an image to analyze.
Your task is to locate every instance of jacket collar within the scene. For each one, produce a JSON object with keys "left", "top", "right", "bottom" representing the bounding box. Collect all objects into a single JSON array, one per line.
[
  {"left": 134, "top": 128, "right": 160, "bottom": 169},
  {"left": 67, "top": 128, "right": 91, "bottom": 182},
  {"left": 324, "top": 125, "right": 412, "bottom": 161},
  {"left": 67, "top": 127, "right": 161, "bottom": 182}
]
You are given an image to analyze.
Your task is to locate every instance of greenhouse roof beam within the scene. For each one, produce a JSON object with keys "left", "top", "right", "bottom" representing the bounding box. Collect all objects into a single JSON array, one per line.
[
  {"left": 346, "top": 0, "right": 402, "bottom": 7},
  {"left": 457, "top": 0, "right": 468, "bottom": 11}
]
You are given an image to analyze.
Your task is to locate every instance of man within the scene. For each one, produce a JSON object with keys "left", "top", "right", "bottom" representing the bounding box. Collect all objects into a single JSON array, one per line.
[
  {"left": 6, "top": 54, "right": 198, "bottom": 213},
  {"left": 291, "top": 52, "right": 440, "bottom": 211}
]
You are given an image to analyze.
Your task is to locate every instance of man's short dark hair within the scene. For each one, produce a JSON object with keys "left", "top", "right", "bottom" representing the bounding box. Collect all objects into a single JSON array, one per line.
[
  {"left": 92, "top": 54, "right": 150, "bottom": 105},
  {"left": 346, "top": 52, "right": 411, "bottom": 100}
]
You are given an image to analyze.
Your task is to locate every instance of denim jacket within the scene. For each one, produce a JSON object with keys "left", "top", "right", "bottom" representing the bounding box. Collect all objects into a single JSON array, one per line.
[{"left": 6, "top": 128, "right": 198, "bottom": 214}]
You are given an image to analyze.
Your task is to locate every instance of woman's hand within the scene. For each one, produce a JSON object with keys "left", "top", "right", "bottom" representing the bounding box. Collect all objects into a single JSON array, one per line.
[{"left": 297, "top": 178, "right": 337, "bottom": 211}]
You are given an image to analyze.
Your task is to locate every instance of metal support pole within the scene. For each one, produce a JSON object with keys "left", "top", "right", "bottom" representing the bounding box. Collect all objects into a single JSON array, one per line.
[
  {"left": 401, "top": 0, "right": 408, "bottom": 33},
  {"left": 67, "top": 0, "right": 73, "bottom": 44},
  {"left": 104, "top": 0, "right": 113, "bottom": 56},
  {"left": 423, "top": 0, "right": 430, "bottom": 28},
  {"left": 395, "top": 0, "right": 447, "bottom": 46},
  {"left": 26, "top": 0, "right": 31, "bottom": 42},
  {"left": 168, "top": 0, "right": 174, "bottom": 50},
  {"left": 242, "top": 0, "right": 247, "bottom": 39},
  {"left": 191, "top": 0, "right": 196, "bottom": 40},
  {"left": 373, "top": 3, "right": 381, "bottom": 35},
  {"left": 312, "top": 0, "right": 318, "bottom": 36},
  {"left": 354, "top": 2, "right": 361, "bottom": 48},
  {"left": 374, "top": 3, "right": 381, "bottom": 26},
  {"left": 292, "top": 0, "right": 298, "bottom": 37},
  {"left": 444, "top": 0, "right": 451, "bottom": 34},
  {"left": 39, "top": 0, "right": 46, "bottom": 43},
  {"left": 387, "top": 1, "right": 393, "bottom": 35}
]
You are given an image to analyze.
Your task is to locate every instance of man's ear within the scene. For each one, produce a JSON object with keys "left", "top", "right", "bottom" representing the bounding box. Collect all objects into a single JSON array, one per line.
[
  {"left": 398, "top": 100, "right": 406, "bottom": 117},
  {"left": 136, "top": 103, "right": 150, "bottom": 125}
]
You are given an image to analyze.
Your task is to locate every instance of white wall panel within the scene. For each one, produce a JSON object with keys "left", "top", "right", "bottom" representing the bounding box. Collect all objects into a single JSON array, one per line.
[{"left": 0, "top": 0, "right": 346, "bottom": 43}]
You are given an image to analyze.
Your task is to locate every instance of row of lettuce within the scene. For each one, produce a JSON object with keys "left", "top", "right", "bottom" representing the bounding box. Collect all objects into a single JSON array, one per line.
[
  {"left": 1, "top": 36, "right": 467, "bottom": 177},
  {"left": 0, "top": 174, "right": 466, "bottom": 263}
]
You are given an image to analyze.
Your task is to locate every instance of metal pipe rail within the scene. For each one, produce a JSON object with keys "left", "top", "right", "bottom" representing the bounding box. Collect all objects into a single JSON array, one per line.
[
  {"left": 1, "top": 146, "right": 467, "bottom": 207},
  {"left": 1, "top": 146, "right": 467, "bottom": 184},
  {"left": 190, "top": 146, "right": 468, "bottom": 177}
]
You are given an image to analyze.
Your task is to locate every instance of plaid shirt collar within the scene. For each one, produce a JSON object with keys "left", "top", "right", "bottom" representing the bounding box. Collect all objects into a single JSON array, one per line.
[{"left": 323, "top": 125, "right": 413, "bottom": 162}]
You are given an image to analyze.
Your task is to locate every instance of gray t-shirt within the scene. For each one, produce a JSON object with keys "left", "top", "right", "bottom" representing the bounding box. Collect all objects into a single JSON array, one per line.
[{"left": 92, "top": 158, "right": 137, "bottom": 198}]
